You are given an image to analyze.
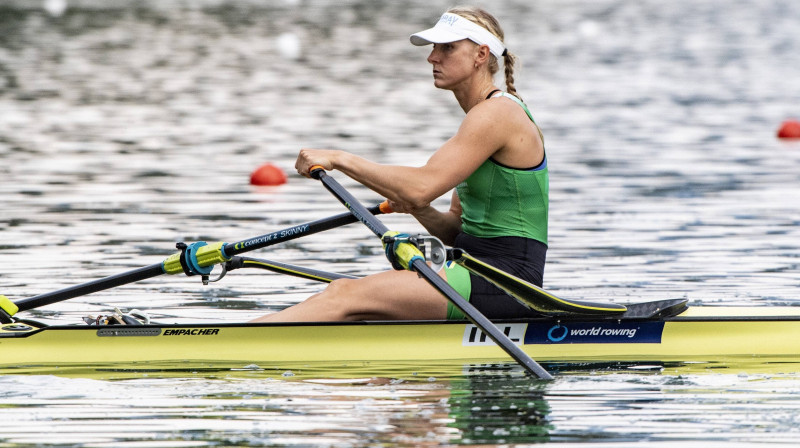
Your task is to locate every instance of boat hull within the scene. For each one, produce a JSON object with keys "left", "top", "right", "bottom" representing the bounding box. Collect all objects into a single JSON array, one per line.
[{"left": 2, "top": 306, "right": 800, "bottom": 372}]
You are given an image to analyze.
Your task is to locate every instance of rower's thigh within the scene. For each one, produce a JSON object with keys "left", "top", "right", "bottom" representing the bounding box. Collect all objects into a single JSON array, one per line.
[{"left": 329, "top": 269, "right": 450, "bottom": 320}]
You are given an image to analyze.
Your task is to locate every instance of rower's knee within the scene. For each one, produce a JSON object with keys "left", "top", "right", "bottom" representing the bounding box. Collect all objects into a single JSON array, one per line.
[
  {"left": 306, "top": 278, "right": 366, "bottom": 321},
  {"left": 324, "top": 277, "right": 357, "bottom": 296}
]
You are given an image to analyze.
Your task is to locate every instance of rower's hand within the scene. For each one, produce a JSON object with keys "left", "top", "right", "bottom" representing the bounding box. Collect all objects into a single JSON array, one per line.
[{"left": 296, "top": 148, "right": 337, "bottom": 178}]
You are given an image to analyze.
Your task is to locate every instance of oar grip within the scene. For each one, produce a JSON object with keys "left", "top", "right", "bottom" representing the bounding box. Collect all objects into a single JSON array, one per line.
[
  {"left": 378, "top": 201, "right": 393, "bottom": 214},
  {"left": 309, "top": 165, "right": 326, "bottom": 179}
]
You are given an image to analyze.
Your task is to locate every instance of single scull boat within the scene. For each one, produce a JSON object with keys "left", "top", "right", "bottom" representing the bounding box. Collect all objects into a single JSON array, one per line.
[
  {"left": 2, "top": 300, "right": 800, "bottom": 370},
  {"left": 3, "top": 171, "right": 796, "bottom": 378}
]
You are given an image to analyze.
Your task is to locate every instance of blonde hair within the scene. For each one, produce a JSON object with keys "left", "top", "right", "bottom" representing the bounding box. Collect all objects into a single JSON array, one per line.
[{"left": 447, "top": 6, "right": 521, "bottom": 100}]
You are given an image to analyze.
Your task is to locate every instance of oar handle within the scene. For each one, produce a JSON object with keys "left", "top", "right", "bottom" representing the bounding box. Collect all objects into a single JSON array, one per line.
[
  {"left": 378, "top": 201, "right": 394, "bottom": 214},
  {"left": 309, "top": 165, "right": 326, "bottom": 178}
]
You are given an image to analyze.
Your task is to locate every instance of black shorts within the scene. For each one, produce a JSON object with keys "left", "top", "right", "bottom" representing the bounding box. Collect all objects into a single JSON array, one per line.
[{"left": 447, "top": 232, "right": 547, "bottom": 320}]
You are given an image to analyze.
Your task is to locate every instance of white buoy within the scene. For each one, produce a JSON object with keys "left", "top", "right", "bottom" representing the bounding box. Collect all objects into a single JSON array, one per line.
[
  {"left": 578, "top": 20, "right": 601, "bottom": 38},
  {"left": 43, "top": 0, "right": 68, "bottom": 17},
  {"left": 276, "top": 32, "right": 302, "bottom": 60}
]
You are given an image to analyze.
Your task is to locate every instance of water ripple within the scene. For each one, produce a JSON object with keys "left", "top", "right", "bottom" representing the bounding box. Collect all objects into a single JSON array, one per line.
[{"left": 1, "top": 0, "right": 800, "bottom": 445}]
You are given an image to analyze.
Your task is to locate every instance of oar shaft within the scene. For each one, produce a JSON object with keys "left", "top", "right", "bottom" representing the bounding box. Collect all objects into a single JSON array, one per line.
[
  {"left": 410, "top": 257, "right": 553, "bottom": 379},
  {"left": 310, "top": 168, "right": 553, "bottom": 380},
  {"left": 14, "top": 264, "right": 165, "bottom": 313},
  {"left": 8, "top": 204, "right": 385, "bottom": 315},
  {"left": 222, "top": 206, "right": 383, "bottom": 257},
  {"left": 312, "top": 171, "right": 389, "bottom": 238}
]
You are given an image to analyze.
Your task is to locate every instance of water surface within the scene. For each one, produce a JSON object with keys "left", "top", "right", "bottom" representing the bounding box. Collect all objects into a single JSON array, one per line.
[{"left": 1, "top": 0, "right": 799, "bottom": 445}]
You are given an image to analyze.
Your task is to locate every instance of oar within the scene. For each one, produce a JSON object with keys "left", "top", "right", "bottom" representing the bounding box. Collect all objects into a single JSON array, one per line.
[
  {"left": 0, "top": 204, "right": 389, "bottom": 322},
  {"left": 309, "top": 167, "right": 553, "bottom": 380}
]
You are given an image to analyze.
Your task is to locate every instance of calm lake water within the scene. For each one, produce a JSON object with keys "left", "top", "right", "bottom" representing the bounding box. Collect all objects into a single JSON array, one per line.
[{"left": 1, "top": 0, "right": 799, "bottom": 446}]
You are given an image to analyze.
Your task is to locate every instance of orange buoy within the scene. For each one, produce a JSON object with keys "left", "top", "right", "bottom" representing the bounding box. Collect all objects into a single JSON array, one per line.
[
  {"left": 777, "top": 119, "right": 800, "bottom": 139},
  {"left": 250, "top": 163, "right": 288, "bottom": 186}
]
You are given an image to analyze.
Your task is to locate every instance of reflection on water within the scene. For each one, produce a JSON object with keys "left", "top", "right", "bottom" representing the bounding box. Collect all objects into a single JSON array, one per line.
[
  {"left": 2, "top": 364, "right": 800, "bottom": 446},
  {"left": 1, "top": 0, "right": 800, "bottom": 445}
]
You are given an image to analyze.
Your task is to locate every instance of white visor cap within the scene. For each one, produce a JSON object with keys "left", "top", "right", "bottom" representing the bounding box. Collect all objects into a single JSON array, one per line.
[{"left": 410, "top": 13, "right": 506, "bottom": 60}]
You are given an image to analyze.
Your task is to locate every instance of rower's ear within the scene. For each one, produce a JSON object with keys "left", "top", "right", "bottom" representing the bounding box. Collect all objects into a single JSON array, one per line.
[{"left": 474, "top": 44, "right": 492, "bottom": 67}]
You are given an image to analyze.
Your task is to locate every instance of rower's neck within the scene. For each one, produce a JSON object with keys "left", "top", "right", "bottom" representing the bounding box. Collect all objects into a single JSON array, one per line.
[{"left": 454, "top": 79, "right": 501, "bottom": 113}]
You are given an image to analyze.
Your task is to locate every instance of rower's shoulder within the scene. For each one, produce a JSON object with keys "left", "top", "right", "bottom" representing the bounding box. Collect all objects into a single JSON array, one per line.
[
  {"left": 469, "top": 94, "right": 531, "bottom": 121},
  {"left": 463, "top": 96, "right": 514, "bottom": 127},
  {"left": 473, "top": 93, "right": 517, "bottom": 110}
]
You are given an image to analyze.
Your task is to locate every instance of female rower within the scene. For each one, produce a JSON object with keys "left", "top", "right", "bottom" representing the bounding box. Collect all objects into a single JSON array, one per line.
[{"left": 252, "top": 6, "right": 547, "bottom": 322}]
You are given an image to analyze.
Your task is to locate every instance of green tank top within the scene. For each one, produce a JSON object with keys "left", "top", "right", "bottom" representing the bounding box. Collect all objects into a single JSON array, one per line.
[{"left": 455, "top": 93, "right": 549, "bottom": 244}]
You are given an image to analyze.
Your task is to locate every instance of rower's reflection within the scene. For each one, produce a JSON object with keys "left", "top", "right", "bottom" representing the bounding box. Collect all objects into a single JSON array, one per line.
[
  {"left": 444, "top": 364, "right": 552, "bottom": 444},
  {"left": 376, "top": 363, "right": 552, "bottom": 445}
]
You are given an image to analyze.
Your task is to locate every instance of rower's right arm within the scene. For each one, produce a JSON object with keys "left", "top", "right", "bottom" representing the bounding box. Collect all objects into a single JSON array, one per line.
[{"left": 296, "top": 148, "right": 444, "bottom": 208}]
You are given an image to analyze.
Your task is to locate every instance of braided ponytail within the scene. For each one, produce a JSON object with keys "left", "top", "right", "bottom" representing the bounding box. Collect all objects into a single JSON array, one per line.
[{"left": 503, "top": 50, "right": 521, "bottom": 101}]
